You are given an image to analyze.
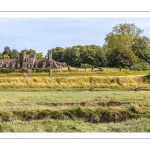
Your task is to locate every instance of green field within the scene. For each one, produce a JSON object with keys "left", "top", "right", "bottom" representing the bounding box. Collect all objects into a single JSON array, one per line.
[
  {"left": 0, "top": 90, "right": 150, "bottom": 132},
  {"left": 0, "top": 69, "right": 150, "bottom": 132}
]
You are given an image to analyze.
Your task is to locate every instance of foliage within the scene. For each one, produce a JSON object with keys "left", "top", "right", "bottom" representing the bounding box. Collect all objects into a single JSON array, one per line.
[
  {"left": 0, "top": 68, "right": 13, "bottom": 73},
  {"left": 36, "top": 52, "right": 43, "bottom": 60},
  {"left": 48, "top": 47, "right": 65, "bottom": 62},
  {"left": 3, "top": 46, "right": 11, "bottom": 56},
  {"left": 2, "top": 54, "right": 10, "bottom": 59},
  {"left": 81, "top": 63, "right": 93, "bottom": 69},
  {"left": 11, "top": 49, "right": 19, "bottom": 59},
  {"left": 105, "top": 23, "right": 150, "bottom": 67},
  {"left": 131, "top": 62, "right": 150, "bottom": 71},
  {"left": 131, "top": 36, "right": 150, "bottom": 63},
  {"left": 35, "top": 68, "right": 51, "bottom": 72},
  {"left": 19, "top": 68, "right": 29, "bottom": 73},
  {"left": 20, "top": 49, "right": 35, "bottom": 59},
  {"left": 107, "top": 44, "right": 138, "bottom": 67}
]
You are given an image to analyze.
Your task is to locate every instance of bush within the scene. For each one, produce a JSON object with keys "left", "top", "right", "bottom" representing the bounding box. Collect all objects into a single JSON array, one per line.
[
  {"left": 132, "top": 62, "right": 149, "bottom": 71},
  {"left": 68, "top": 66, "right": 71, "bottom": 72},
  {"left": 0, "top": 68, "right": 13, "bottom": 73},
  {"left": 98, "top": 67, "right": 103, "bottom": 71},
  {"left": 19, "top": 68, "right": 29, "bottom": 73},
  {"left": 35, "top": 68, "right": 51, "bottom": 72},
  {"left": 119, "top": 66, "right": 122, "bottom": 71}
]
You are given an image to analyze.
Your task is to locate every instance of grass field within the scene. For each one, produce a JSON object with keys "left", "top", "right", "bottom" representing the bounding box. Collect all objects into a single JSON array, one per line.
[
  {"left": 0, "top": 69, "right": 150, "bottom": 132},
  {"left": 0, "top": 90, "right": 150, "bottom": 132}
]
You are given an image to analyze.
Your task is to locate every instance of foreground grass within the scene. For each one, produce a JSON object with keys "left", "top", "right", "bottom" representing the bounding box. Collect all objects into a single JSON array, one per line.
[
  {"left": 0, "top": 118, "right": 150, "bottom": 132},
  {"left": 0, "top": 91, "right": 150, "bottom": 111},
  {"left": 0, "top": 91, "right": 150, "bottom": 132}
]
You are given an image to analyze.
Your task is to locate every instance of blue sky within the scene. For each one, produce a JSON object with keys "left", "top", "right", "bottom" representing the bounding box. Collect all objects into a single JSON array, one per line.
[{"left": 1, "top": 17, "right": 150, "bottom": 56}]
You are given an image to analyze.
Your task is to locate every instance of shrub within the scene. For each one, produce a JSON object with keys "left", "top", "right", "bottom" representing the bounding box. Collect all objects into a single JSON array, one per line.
[
  {"left": 68, "top": 66, "right": 71, "bottom": 72},
  {"left": 19, "top": 68, "right": 29, "bottom": 73},
  {"left": 35, "top": 68, "right": 50, "bottom": 72},
  {"left": 132, "top": 62, "right": 149, "bottom": 71},
  {"left": 91, "top": 66, "right": 94, "bottom": 72},
  {"left": 98, "top": 67, "right": 103, "bottom": 71},
  {"left": 119, "top": 66, "right": 122, "bottom": 71},
  {"left": 0, "top": 68, "right": 12, "bottom": 73}
]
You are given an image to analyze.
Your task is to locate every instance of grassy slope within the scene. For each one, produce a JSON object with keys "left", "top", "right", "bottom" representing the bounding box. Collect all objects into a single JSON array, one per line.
[{"left": 0, "top": 74, "right": 149, "bottom": 90}]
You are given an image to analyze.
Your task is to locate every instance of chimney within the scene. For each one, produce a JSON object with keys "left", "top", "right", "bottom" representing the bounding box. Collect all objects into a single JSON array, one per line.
[
  {"left": 18, "top": 52, "right": 19, "bottom": 60},
  {"left": 34, "top": 51, "right": 36, "bottom": 58},
  {"left": 33, "top": 51, "right": 36, "bottom": 64},
  {"left": 49, "top": 50, "right": 52, "bottom": 61}
]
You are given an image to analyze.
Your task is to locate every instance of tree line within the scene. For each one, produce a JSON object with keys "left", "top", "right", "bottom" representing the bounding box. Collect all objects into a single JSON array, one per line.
[
  {"left": 1, "top": 23, "right": 150, "bottom": 70},
  {"left": 0, "top": 47, "right": 44, "bottom": 60}
]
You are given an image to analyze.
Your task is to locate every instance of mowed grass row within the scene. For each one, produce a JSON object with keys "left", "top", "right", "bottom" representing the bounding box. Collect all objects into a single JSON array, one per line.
[
  {"left": 0, "top": 75, "right": 150, "bottom": 89},
  {"left": 1, "top": 91, "right": 150, "bottom": 111},
  {"left": 0, "top": 91, "right": 150, "bottom": 132},
  {"left": 0, "top": 118, "right": 150, "bottom": 132}
]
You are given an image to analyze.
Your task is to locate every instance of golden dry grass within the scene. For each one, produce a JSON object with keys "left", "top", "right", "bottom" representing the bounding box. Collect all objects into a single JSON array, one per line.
[{"left": 0, "top": 75, "right": 149, "bottom": 88}]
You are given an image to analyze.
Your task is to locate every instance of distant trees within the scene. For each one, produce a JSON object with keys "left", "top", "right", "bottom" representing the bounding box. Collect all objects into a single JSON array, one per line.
[
  {"left": 3, "top": 46, "right": 11, "bottom": 56},
  {"left": 49, "top": 45, "right": 106, "bottom": 68},
  {"left": 11, "top": 49, "right": 18, "bottom": 59},
  {"left": 1, "top": 23, "right": 150, "bottom": 70},
  {"left": 36, "top": 52, "right": 43, "bottom": 60}
]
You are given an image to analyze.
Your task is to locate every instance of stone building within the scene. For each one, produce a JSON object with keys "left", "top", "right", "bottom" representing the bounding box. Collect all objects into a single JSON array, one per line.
[{"left": 0, "top": 51, "right": 67, "bottom": 69}]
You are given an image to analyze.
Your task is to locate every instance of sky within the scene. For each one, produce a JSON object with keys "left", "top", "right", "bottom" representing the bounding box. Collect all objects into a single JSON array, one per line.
[{"left": 1, "top": 17, "right": 150, "bottom": 56}]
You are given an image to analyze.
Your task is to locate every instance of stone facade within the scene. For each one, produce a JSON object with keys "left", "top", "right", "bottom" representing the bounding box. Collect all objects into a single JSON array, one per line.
[{"left": 0, "top": 51, "right": 67, "bottom": 69}]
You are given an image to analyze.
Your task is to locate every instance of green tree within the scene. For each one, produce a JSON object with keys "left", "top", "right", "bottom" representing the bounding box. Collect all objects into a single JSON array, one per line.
[
  {"left": 0, "top": 53, "right": 3, "bottom": 59},
  {"left": 107, "top": 44, "right": 138, "bottom": 67},
  {"left": 11, "top": 49, "right": 19, "bottom": 59},
  {"left": 104, "top": 23, "right": 149, "bottom": 67},
  {"left": 131, "top": 36, "right": 150, "bottom": 63},
  {"left": 63, "top": 46, "right": 81, "bottom": 67},
  {"left": 3, "top": 46, "right": 11, "bottom": 57},
  {"left": 36, "top": 52, "right": 43, "bottom": 60},
  {"left": 2, "top": 54, "right": 10, "bottom": 59},
  {"left": 48, "top": 47, "right": 65, "bottom": 62},
  {"left": 80, "top": 45, "right": 98, "bottom": 66},
  {"left": 20, "top": 49, "right": 35, "bottom": 59},
  {"left": 105, "top": 23, "right": 143, "bottom": 51}
]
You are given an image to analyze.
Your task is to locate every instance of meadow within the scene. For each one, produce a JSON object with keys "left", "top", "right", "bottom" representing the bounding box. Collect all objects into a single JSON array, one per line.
[
  {"left": 0, "top": 68, "right": 150, "bottom": 132},
  {"left": 0, "top": 90, "right": 150, "bottom": 132}
]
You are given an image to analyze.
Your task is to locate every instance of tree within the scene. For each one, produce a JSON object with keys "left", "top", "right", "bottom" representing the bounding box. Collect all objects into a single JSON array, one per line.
[
  {"left": 11, "top": 49, "right": 19, "bottom": 59},
  {"left": 131, "top": 36, "right": 150, "bottom": 63},
  {"left": 48, "top": 47, "right": 65, "bottom": 62},
  {"left": 2, "top": 54, "right": 10, "bottom": 59},
  {"left": 63, "top": 46, "right": 81, "bottom": 67},
  {"left": 20, "top": 49, "right": 35, "bottom": 59},
  {"left": 36, "top": 52, "right": 43, "bottom": 60},
  {"left": 107, "top": 44, "right": 139, "bottom": 67},
  {"left": 80, "top": 45, "right": 98, "bottom": 67},
  {"left": 0, "top": 53, "right": 3, "bottom": 59},
  {"left": 3, "top": 46, "right": 11, "bottom": 57},
  {"left": 105, "top": 23, "right": 143, "bottom": 52},
  {"left": 104, "top": 23, "right": 150, "bottom": 67}
]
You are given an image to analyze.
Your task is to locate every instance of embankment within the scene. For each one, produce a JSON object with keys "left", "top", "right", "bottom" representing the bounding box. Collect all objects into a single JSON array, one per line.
[{"left": 0, "top": 75, "right": 149, "bottom": 89}]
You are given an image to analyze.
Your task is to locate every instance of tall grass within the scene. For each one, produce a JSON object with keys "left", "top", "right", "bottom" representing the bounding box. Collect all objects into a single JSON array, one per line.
[{"left": 0, "top": 75, "right": 149, "bottom": 89}]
